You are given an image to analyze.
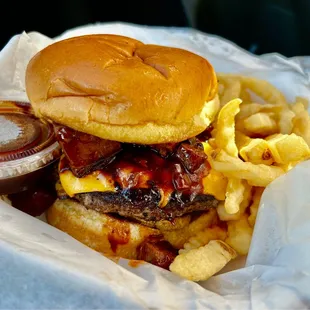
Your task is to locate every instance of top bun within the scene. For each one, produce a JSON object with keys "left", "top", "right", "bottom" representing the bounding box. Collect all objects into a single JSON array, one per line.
[{"left": 26, "top": 34, "right": 218, "bottom": 144}]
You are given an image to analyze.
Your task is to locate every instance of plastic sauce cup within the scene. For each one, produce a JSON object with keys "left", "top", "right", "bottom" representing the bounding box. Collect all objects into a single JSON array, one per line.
[{"left": 0, "top": 102, "right": 61, "bottom": 195}]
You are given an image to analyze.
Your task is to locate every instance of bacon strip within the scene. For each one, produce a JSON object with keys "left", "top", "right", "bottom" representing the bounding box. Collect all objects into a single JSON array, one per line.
[
  {"left": 176, "top": 143, "right": 207, "bottom": 173},
  {"left": 54, "top": 125, "right": 121, "bottom": 177},
  {"left": 137, "top": 236, "right": 178, "bottom": 270},
  {"left": 55, "top": 125, "right": 212, "bottom": 201}
]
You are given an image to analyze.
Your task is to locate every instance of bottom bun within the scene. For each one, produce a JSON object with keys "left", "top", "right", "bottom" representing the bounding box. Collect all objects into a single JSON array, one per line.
[{"left": 46, "top": 199, "right": 161, "bottom": 259}]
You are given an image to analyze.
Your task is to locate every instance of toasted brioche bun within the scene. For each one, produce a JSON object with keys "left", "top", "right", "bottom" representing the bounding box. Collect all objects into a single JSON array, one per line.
[
  {"left": 26, "top": 34, "right": 218, "bottom": 144},
  {"left": 47, "top": 198, "right": 161, "bottom": 259},
  {"left": 47, "top": 198, "right": 219, "bottom": 260}
]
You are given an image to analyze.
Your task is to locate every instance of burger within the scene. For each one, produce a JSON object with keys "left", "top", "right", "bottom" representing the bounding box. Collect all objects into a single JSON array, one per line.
[{"left": 25, "top": 34, "right": 220, "bottom": 269}]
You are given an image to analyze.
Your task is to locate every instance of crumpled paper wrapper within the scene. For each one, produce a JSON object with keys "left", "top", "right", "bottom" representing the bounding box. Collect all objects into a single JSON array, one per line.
[{"left": 1, "top": 22, "right": 310, "bottom": 309}]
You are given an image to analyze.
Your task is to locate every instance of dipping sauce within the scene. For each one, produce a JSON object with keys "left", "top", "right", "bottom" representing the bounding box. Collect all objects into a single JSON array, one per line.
[{"left": 0, "top": 101, "right": 61, "bottom": 215}]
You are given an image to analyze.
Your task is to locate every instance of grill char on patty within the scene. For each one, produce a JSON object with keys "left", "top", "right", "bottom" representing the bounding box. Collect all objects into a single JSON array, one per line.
[
  {"left": 56, "top": 125, "right": 218, "bottom": 227},
  {"left": 75, "top": 189, "right": 218, "bottom": 227}
]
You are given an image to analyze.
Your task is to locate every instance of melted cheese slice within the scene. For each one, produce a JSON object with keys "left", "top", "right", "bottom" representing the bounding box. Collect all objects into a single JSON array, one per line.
[
  {"left": 61, "top": 168, "right": 226, "bottom": 201},
  {"left": 202, "top": 170, "right": 227, "bottom": 201},
  {"left": 60, "top": 170, "right": 115, "bottom": 197}
]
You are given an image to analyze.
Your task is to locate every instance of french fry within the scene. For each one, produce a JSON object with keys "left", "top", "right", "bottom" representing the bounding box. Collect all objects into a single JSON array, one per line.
[
  {"left": 165, "top": 73, "right": 310, "bottom": 282},
  {"left": 180, "top": 226, "right": 227, "bottom": 253},
  {"left": 219, "top": 78, "right": 242, "bottom": 107},
  {"left": 170, "top": 240, "right": 237, "bottom": 282},
  {"left": 237, "top": 102, "right": 283, "bottom": 121},
  {"left": 218, "top": 82, "right": 225, "bottom": 97},
  {"left": 217, "top": 202, "right": 239, "bottom": 221},
  {"left": 185, "top": 74, "right": 310, "bottom": 282},
  {"left": 241, "top": 76, "right": 287, "bottom": 106},
  {"left": 275, "top": 162, "right": 296, "bottom": 173},
  {"left": 292, "top": 106, "right": 310, "bottom": 147},
  {"left": 243, "top": 112, "right": 278, "bottom": 136},
  {"left": 217, "top": 181, "right": 252, "bottom": 221},
  {"left": 237, "top": 103, "right": 263, "bottom": 120},
  {"left": 278, "top": 109, "right": 295, "bottom": 134},
  {"left": 209, "top": 150, "right": 285, "bottom": 187},
  {"left": 239, "top": 181, "right": 253, "bottom": 213},
  {"left": 215, "top": 98, "right": 242, "bottom": 157},
  {"left": 225, "top": 215, "right": 253, "bottom": 255},
  {"left": 248, "top": 187, "right": 265, "bottom": 227},
  {"left": 291, "top": 102, "right": 305, "bottom": 115},
  {"left": 224, "top": 178, "right": 245, "bottom": 214},
  {"left": 218, "top": 74, "right": 287, "bottom": 106},
  {"left": 235, "top": 130, "right": 250, "bottom": 148},
  {"left": 294, "top": 96, "right": 309, "bottom": 110},
  {"left": 266, "top": 133, "right": 310, "bottom": 164},
  {"left": 236, "top": 131, "right": 274, "bottom": 165},
  {"left": 239, "top": 88, "right": 252, "bottom": 102}
]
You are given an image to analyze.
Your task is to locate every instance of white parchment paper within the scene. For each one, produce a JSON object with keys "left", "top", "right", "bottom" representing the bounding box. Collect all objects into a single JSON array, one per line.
[{"left": 1, "top": 22, "right": 310, "bottom": 309}]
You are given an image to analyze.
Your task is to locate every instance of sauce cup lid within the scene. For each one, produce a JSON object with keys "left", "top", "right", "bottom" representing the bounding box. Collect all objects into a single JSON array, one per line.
[{"left": 0, "top": 102, "right": 61, "bottom": 179}]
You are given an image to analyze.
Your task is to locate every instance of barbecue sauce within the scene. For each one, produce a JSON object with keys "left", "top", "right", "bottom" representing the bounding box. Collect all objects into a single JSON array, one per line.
[
  {"left": 0, "top": 102, "right": 60, "bottom": 215},
  {"left": 57, "top": 125, "right": 212, "bottom": 205},
  {"left": 107, "top": 220, "right": 131, "bottom": 252},
  {"left": 7, "top": 162, "right": 58, "bottom": 216}
]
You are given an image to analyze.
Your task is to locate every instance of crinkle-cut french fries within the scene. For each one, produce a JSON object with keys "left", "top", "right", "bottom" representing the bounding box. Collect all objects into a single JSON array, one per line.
[
  {"left": 294, "top": 96, "right": 309, "bottom": 110},
  {"left": 215, "top": 98, "right": 242, "bottom": 157},
  {"left": 170, "top": 74, "right": 310, "bottom": 282},
  {"left": 236, "top": 131, "right": 274, "bottom": 165},
  {"left": 291, "top": 102, "right": 310, "bottom": 147},
  {"left": 218, "top": 82, "right": 225, "bottom": 97},
  {"left": 248, "top": 187, "right": 265, "bottom": 227},
  {"left": 266, "top": 133, "right": 310, "bottom": 164},
  {"left": 236, "top": 131, "right": 310, "bottom": 166},
  {"left": 217, "top": 181, "right": 252, "bottom": 221},
  {"left": 279, "top": 109, "right": 295, "bottom": 134},
  {"left": 180, "top": 226, "right": 227, "bottom": 254},
  {"left": 224, "top": 178, "right": 245, "bottom": 214},
  {"left": 170, "top": 240, "right": 237, "bottom": 282},
  {"left": 243, "top": 112, "right": 278, "bottom": 136},
  {"left": 209, "top": 149, "right": 285, "bottom": 187},
  {"left": 225, "top": 215, "right": 253, "bottom": 255},
  {"left": 218, "top": 76, "right": 241, "bottom": 107},
  {"left": 217, "top": 74, "right": 287, "bottom": 106},
  {"left": 237, "top": 102, "right": 283, "bottom": 121}
]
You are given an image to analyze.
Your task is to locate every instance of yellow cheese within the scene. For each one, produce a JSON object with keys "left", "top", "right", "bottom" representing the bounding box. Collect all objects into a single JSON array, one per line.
[
  {"left": 60, "top": 164, "right": 224, "bottom": 202},
  {"left": 202, "top": 170, "right": 227, "bottom": 201},
  {"left": 201, "top": 142, "right": 228, "bottom": 200},
  {"left": 60, "top": 170, "right": 115, "bottom": 197}
]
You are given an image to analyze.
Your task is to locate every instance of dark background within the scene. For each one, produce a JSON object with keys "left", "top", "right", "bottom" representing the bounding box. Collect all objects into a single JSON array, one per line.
[{"left": 1, "top": 0, "right": 309, "bottom": 57}]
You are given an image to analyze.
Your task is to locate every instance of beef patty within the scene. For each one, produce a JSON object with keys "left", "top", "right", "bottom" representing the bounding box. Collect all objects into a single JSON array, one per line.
[{"left": 75, "top": 189, "right": 218, "bottom": 227}]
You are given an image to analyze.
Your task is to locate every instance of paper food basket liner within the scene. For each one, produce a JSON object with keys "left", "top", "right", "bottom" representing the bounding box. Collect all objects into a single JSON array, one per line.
[{"left": 0, "top": 22, "right": 310, "bottom": 309}]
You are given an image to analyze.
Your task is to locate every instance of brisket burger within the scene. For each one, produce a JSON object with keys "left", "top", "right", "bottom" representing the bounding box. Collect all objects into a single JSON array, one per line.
[{"left": 25, "top": 34, "right": 220, "bottom": 269}]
